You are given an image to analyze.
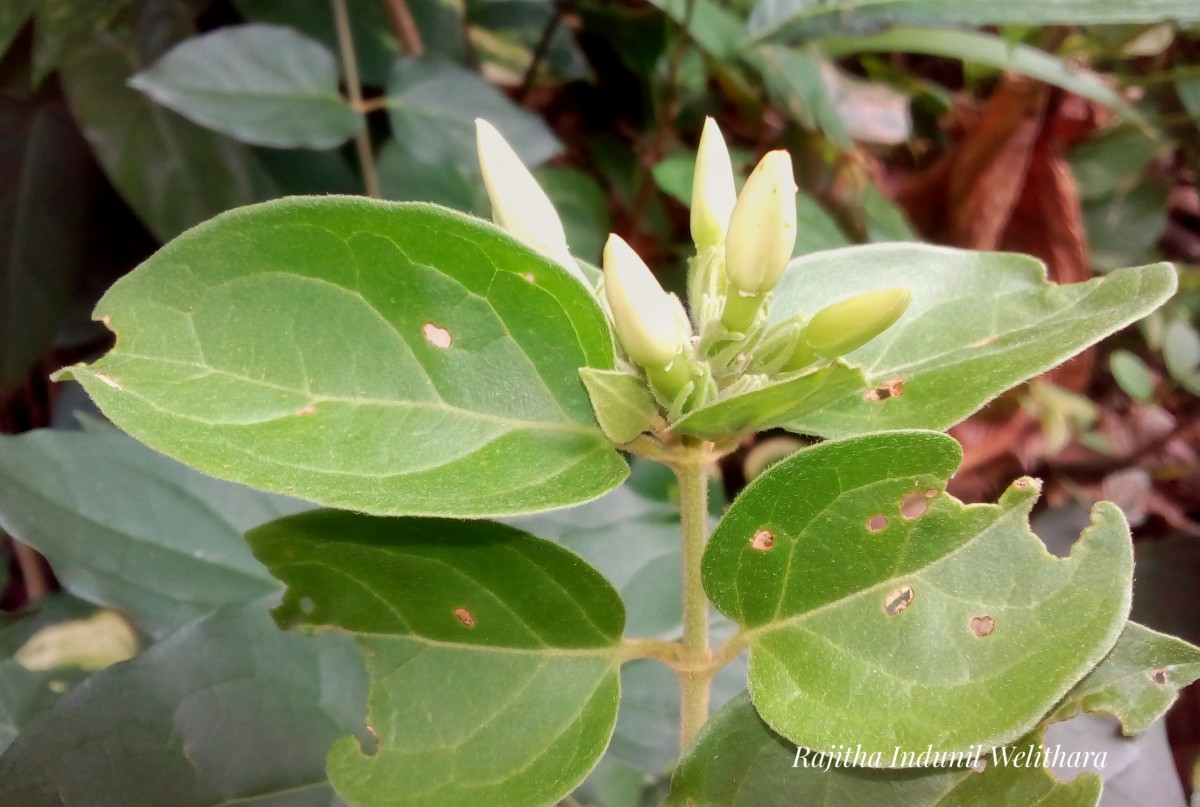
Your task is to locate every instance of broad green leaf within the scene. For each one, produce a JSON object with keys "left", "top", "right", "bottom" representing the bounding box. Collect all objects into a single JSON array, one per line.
[
  {"left": 768, "top": 244, "right": 1175, "bottom": 437},
  {"left": 819, "top": 28, "right": 1145, "bottom": 126},
  {"left": 1110, "top": 349, "right": 1155, "bottom": 402},
  {"left": 0, "top": 596, "right": 106, "bottom": 755},
  {"left": 572, "top": 756, "right": 646, "bottom": 807},
  {"left": 31, "top": 0, "right": 130, "bottom": 84},
  {"left": 670, "top": 362, "right": 865, "bottom": 439},
  {"left": 59, "top": 27, "right": 278, "bottom": 241},
  {"left": 747, "top": 0, "right": 1200, "bottom": 44},
  {"left": 648, "top": 0, "right": 746, "bottom": 59},
  {"left": 1164, "top": 319, "right": 1200, "bottom": 381},
  {"left": 580, "top": 368, "right": 660, "bottom": 444},
  {"left": 1050, "top": 622, "right": 1200, "bottom": 735},
  {"left": 378, "top": 137, "right": 487, "bottom": 213},
  {"left": 0, "top": 95, "right": 92, "bottom": 394},
  {"left": 59, "top": 198, "right": 628, "bottom": 518},
  {"left": 753, "top": 44, "right": 850, "bottom": 148},
  {"left": 0, "top": 420, "right": 297, "bottom": 637},
  {"left": 702, "top": 431, "right": 1132, "bottom": 761},
  {"left": 0, "top": 0, "right": 34, "bottom": 61},
  {"left": 1082, "top": 181, "right": 1171, "bottom": 272},
  {"left": 0, "top": 603, "right": 367, "bottom": 807},
  {"left": 537, "top": 166, "right": 612, "bottom": 265},
  {"left": 128, "top": 24, "right": 364, "bottom": 149},
  {"left": 665, "top": 694, "right": 1102, "bottom": 807},
  {"left": 247, "top": 511, "right": 626, "bottom": 807},
  {"left": 386, "top": 56, "right": 561, "bottom": 175}
]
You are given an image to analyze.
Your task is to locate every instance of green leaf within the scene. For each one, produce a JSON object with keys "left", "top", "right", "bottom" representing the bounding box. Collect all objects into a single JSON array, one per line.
[
  {"left": 702, "top": 431, "right": 1132, "bottom": 761},
  {"left": 1050, "top": 621, "right": 1200, "bottom": 735},
  {"left": 818, "top": 28, "right": 1146, "bottom": 127},
  {"left": 670, "top": 362, "right": 866, "bottom": 439},
  {"left": 31, "top": 0, "right": 130, "bottom": 84},
  {"left": 768, "top": 245, "right": 1175, "bottom": 437},
  {"left": 747, "top": 0, "right": 1200, "bottom": 44},
  {"left": 1110, "top": 349, "right": 1155, "bottom": 402},
  {"left": 0, "top": 0, "right": 34, "bottom": 61},
  {"left": 247, "top": 511, "right": 625, "bottom": 807},
  {"left": 0, "top": 95, "right": 92, "bottom": 394},
  {"left": 378, "top": 137, "right": 487, "bottom": 213},
  {"left": 1082, "top": 181, "right": 1171, "bottom": 272},
  {"left": 1164, "top": 319, "right": 1200, "bottom": 381},
  {"left": 128, "top": 24, "right": 364, "bottom": 149},
  {"left": 580, "top": 368, "right": 659, "bottom": 444},
  {"left": 59, "top": 28, "right": 278, "bottom": 241},
  {"left": 0, "top": 420, "right": 297, "bottom": 638},
  {"left": 0, "top": 603, "right": 367, "bottom": 807},
  {"left": 60, "top": 198, "right": 628, "bottom": 518},
  {"left": 753, "top": 44, "right": 851, "bottom": 148},
  {"left": 386, "top": 56, "right": 561, "bottom": 176},
  {"left": 537, "top": 166, "right": 612, "bottom": 265},
  {"left": 665, "top": 694, "right": 1102, "bottom": 807},
  {"left": 648, "top": 0, "right": 746, "bottom": 59}
]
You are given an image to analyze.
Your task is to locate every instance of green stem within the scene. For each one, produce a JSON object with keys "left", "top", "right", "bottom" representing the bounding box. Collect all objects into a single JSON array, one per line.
[
  {"left": 332, "top": 0, "right": 381, "bottom": 198},
  {"left": 676, "top": 440, "right": 711, "bottom": 752}
]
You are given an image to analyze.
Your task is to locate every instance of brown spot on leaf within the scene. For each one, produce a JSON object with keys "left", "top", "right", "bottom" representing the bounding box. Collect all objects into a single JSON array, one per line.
[
  {"left": 867, "top": 515, "right": 888, "bottom": 532},
  {"left": 1151, "top": 668, "right": 1169, "bottom": 686},
  {"left": 924, "top": 489, "right": 939, "bottom": 499},
  {"left": 750, "top": 530, "right": 775, "bottom": 551},
  {"left": 94, "top": 373, "right": 123, "bottom": 390},
  {"left": 865, "top": 378, "right": 905, "bottom": 401},
  {"left": 453, "top": 607, "right": 476, "bottom": 628},
  {"left": 423, "top": 322, "right": 453, "bottom": 349},
  {"left": 970, "top": 615, "right": 995, "bottom": 637},
  {"left": 884, "top": 585, "right": 914, "bottom": 615},
  {"left": 296, "top": 405, "right": 317, "bottom": 416},
  {"left": 901, "top": 491, "right": 929, "bottom": 519}
]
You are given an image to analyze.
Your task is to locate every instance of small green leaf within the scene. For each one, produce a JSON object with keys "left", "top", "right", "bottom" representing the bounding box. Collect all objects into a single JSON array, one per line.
[
  {"left": 703, "top": 431, "right": 1131, "bottom": 762},
  {"left": 0, "top": 603, "right": 367, "bottom": 807},
  {"left": 1110, "top": 349, "right": 1155, "bottom": 402},
  {"left": 0, "top": 420, "right": 294, "bottom": 638},
  {"left": 665, "top": 694, "right": 1102, "bottom": 807},
  {"left": 670, "top": 362, "right": 865, "bottom": 439},
  {"left": 1050, "top": 621, "right": 1200, "bottom": 735},
  {"left": 1164, "top": 319, "right": 1200, "bottom": 381},
  {"left": 60, "top": 198, "right": 628, "bottom": 518},
  {"left": 248, "top": 511, "right": 625, "bottom": 807},
  {"left": 769, "top": 245, "right": 1175, "bottom": 437},
  {"left": 128, "top": 24, "right": 365, "bottom": 149},
  {"left": 580, "top": 368, "right": 660, "bottom": 444}
]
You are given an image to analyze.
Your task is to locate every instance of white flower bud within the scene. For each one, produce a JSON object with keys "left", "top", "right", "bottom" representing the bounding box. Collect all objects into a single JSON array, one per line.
[
  {"left": 475, "top": 118, "right": 579, "bottom": 275},
  {"left": 690, "top": 117, "right": 737, "bottom": 251},
  {"left": 603, "top": 234, "right": 688, "bottom": 369},
  {"left": 724, "top": 150, "right": 798, "bottom": 295}
]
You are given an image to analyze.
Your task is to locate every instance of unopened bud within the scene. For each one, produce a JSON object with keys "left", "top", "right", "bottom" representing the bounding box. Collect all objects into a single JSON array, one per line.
[
  {"left": 475, "top": 118, "right": 579, "bottom": 275},
  {"left": 801, "top": 288, "right": 912, "bottom": 359},
  {"left": 603, "top": 234, "right": 689, "bottom": 370},
  {"left": 725, "top": 150, "right": 797, "bottom": 296},
  {"left": 690, "top": 118, "right": 737, "bottom": 251}
]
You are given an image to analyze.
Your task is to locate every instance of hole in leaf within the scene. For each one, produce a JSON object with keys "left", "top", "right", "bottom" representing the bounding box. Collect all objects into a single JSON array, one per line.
[
  {"left": 299, "top": 596, "right": 315, "bottom": 615},
  {"left": 884, "top": 585, "right": 913, "bottom": 615},
  {"left": 1151, "top": 668, "right": 1169, "bottom": 686},
  {"left": 453, "top": 607, "right": 477, "bottom": 628},
  {"left": 867, "top": 515, "right": 888, "bottom": 532},
  {"left": 865, "top": 378, "right": 904, "bottom": 401},
  {"left": 901, "top": 492, "right": 929, "bottom": 519},
  {"left": 970, "top": 615, "right": 995, "bottom": 637},
  {"left": 971, "top": 757, "right": 988, "bottom": 773},
  {"left": 423, "top": 322, "right": 453, "bottom": 349},
  {"left": 750, "top": 530, "right": 775, "bottom": 551}
]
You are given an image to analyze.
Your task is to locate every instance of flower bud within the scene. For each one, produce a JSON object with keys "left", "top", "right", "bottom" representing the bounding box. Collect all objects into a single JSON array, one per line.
[
  {"left": 724, "top": 150, "right": 798, "bottom": 296},
  {"left": 603, "top": 234, "right": 688, "bottom": 369},
  {"left": 475, "top": 118, "right": 578, "bottom": 273},
  {"left": 690, "top": 118, "right": 737, "bottom": 251},
  {"left": 801, "top": 288, "right": 912, "bottom": 358}
]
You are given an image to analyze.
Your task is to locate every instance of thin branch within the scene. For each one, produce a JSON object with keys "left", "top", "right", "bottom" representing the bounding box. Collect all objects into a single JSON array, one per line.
[
  {"left": 11, "top": 537, "right": 48, "bottom": 602},
  {"left": 382, "top": 0, "right": 425, "bottom": 56},
  {"left": 517, "top": 3, "right": 564, "bottom": 101},
  {"left": 332, "top": 0, "right": 381, "bottom": 198}
]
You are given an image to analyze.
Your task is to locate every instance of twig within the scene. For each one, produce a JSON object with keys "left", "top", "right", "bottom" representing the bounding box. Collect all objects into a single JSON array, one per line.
[
  {"left": 10, "top": 536, "right": 48, "bottom": 602},
  {"left": 517, "top": 3, "right": 564, "bottom": 101},
  {"left": 332, "top": 0, "right": 382, "bottom": 198},
  {"left": 382, "top": 0, "right": 425, "bottom": 55}
]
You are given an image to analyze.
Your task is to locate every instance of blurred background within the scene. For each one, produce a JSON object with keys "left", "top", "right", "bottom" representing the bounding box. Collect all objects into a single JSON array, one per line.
[{"left": 0, "top": 0, "right": 1198, "bottom": 804}]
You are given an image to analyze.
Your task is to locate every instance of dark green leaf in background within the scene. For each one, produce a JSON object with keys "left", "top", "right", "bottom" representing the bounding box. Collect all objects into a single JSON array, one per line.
[
  {"left": 61, "top": 199, "right": 628, "bottom": 517},
  {"left": 0, "top": 419, "right": 299, "bottom": 638},
  {"left": 0, "top": 94, "right": 92, "bottom": 395},
  {"left": 30, "top": 0, "right": 131, "bottom": 84},
  {"left": 128, "top": 24, "right": 364, "bottom": 149},
  {"left": 703, "top": 431, "right": 1132, "bottom": 760},
  {"left": 769, "top": 245, "right": 1176, "bottom": 437},
  {"left": 0, "top": 0, "right": 35, "bottom": 61},
  {"left": 0, "top": 603, "right": 367, "bottom": 807},
  {"left": 249, "top": 511, "right": 625, "bottom": 807}
]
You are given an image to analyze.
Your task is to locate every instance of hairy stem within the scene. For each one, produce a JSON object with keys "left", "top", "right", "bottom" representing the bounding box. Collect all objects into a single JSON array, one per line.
[
  {"left": 332, "top": 0, "right": 381, "bottom": 198},
  {"left": 677, "top": 439, "right": 712, "bottom": 752}
]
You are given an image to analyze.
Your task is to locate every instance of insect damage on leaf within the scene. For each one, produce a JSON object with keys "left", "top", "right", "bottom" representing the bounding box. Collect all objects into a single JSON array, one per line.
[
  {"left": 422, "top": 322, "right": 453, "bottom": 348},
  {"left": 970, "top": 616, "right": 995, "bottom": 637},
  {"left": 867, "top": 515, "right": 888, "bottom": 532},
  {"left": 751, "top": 529, "right": 776, "bottom": 551},
  {"left": 884, "top": 585, "right": 914, "bottom": 616},
  {"left": 865, "top": 378, "right": 904, "bottom": 401}
]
